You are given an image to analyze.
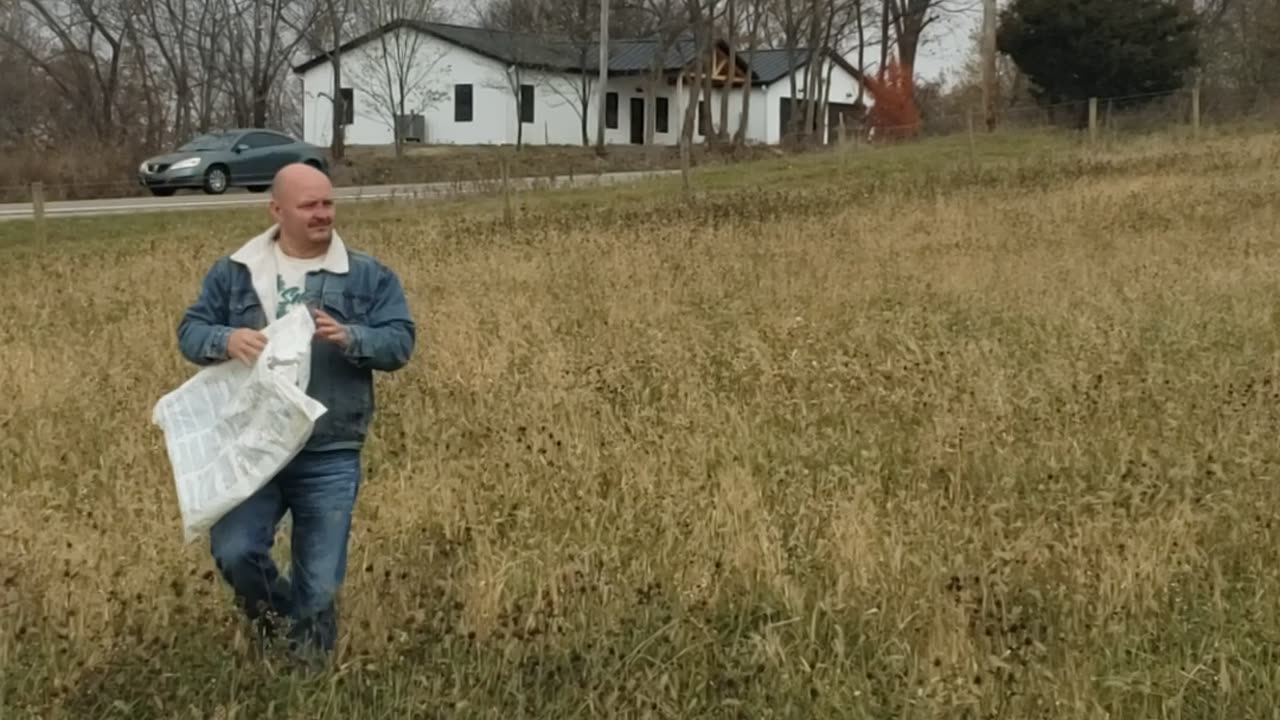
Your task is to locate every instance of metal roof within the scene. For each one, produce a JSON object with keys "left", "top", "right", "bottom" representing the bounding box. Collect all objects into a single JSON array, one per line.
[
  {"left": 293, "top": 20, "right": 853, "bottom": 85},
  {"left": 743, "top": 49, "right": 811, "bottom": 84}
]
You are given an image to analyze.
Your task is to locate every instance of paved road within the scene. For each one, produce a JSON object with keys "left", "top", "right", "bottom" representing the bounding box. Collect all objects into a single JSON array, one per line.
[{"left": 0, "top": 169, "right": 679, "bottom": 222}]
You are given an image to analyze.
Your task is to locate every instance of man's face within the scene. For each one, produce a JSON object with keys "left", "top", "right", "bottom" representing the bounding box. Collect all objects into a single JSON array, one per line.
[{"left": 271, "top": 176, "right": 335, "bottom": 246}]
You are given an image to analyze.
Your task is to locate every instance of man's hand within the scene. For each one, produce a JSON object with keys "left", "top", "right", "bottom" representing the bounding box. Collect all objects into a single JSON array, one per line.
[
  {"left": 313, "top": 309, "right": 351, "bottom": 349},
  {"left": 227, "top": 328, "right": 268, "bottom": 365}
]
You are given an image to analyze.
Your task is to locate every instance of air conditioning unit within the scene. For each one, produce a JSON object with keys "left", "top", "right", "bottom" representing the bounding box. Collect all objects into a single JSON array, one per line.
[{"left": 396, "top": 113, "right": 427, "bottom": 143}]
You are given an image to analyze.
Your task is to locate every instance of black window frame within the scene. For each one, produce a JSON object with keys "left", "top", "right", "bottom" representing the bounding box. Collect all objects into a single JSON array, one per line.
[
  {"left": 520, "top": 84, "right": 534, "bottom": 123},
  {"left": 605, "top": 92, "right": 618, "bottom": 129},
  {"left": 455, "top": 83, "right": 473, "bottom": 122}
]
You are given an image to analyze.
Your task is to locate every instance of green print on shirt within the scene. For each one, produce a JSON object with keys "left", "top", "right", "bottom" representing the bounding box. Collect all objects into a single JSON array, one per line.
[{"left": 277, "top": 274, "right": 306, "bottom": 319}]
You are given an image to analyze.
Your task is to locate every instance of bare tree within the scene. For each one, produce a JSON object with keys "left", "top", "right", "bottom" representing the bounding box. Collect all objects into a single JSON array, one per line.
[
  {"left": 980, "top": 0, "right": 995, "bottom": 130},
  {"left": 884, "top": 0, "right": 975, "bottom": 83},
  {"left": 680, "top": 0, "right": 709, "bottom": 146},
  {"left": 629, "top": 0, "right": 686, "bottom": 149},
  {"left": 481, "top": 0, "right": 604, "bottom": 146},
  {"left": 294, "top": 0, "right": 359, "bottom": 159},
  {"left": 1, "top": 0, "right": 138, "bottom": 141},
  {"left": 716, "top": 0, "right": 737, "bottom": 140},
  {"left": 771, "top": 0, "right": 804, "bottom": 141},
  {"left": 354, "top": 0, "right": 451, "bottom": 155},
  {"left": 733, "top": 0, "right": 767, "bottom": 145},
  {"left": 540, "top": 0, "right": 601, "bottom": 146},
  {"left": 1196, "top": 0, "right": 1280, "bottom": 98},
  {"left": 217, "top": 0, "right": 318, "bottom": 128}
]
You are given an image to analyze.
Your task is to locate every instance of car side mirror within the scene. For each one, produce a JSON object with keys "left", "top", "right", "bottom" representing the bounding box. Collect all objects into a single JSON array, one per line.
[{"left": 233, "top": 144, "right": 248, "bottom": 153}]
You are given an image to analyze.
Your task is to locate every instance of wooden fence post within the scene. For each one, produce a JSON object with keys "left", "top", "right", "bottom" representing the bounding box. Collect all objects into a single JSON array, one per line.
[
  {"left": 500, "top": 154, "right": 513, "bottom": 229},
  {"left": 1192, "top": 84, "right": 1201, "bottom": 139},
  {"left": 1088, "top": 98, "right": 1099, "bottom": 145},
  {"left": 31, "top": 182, "right": 46, "bottom": 241},
  {"left": 967, "top": 108, "right": 977, "bottom": 170}
]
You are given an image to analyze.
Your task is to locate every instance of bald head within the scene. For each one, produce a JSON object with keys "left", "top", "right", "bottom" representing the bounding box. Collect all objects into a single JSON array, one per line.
[
  {"left": 269, "top": 162, "right": 335, "bottom": 256},
  {"left": 272, "top": 162, "right": 332, "bottom": 200}
]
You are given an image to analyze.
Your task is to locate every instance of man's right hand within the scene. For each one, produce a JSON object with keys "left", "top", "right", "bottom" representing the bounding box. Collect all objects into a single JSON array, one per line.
[{"left": 227, "top": 328, "right": 268, "bottom": 365}]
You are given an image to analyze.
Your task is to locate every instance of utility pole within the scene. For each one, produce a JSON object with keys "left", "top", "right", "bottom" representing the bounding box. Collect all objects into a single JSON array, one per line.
[
  {"left": 981, "top": 0, "right": 998, "bottom": 131},
  {"left": 595, "top": 0, "right": 609, "bottom": 153}
]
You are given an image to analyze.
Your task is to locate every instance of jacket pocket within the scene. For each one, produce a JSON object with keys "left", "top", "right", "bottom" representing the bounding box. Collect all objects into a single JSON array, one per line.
[
  {"left": 321, "top": 289, "right": 373, "bottom": 325},
  {"left": 229, "top": 287, "right": 266, "bottom": 329}
]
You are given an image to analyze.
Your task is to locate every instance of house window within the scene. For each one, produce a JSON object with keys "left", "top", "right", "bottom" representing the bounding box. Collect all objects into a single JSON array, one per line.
[
  {"left": 656, "top": 97, "right": 669, "bottom": 133},
  {"left": 455, "top": 83, "right": 473, "bottom": 122},
  {"left": 605, "top": 92, "right": 618, "bottom": 129},
  {"left": 520, "top": 84, "right": 534, "bottom": 123},
  {"left": 339, "top": 88, "right": 354, "bottom": 125},
  {"left": 698, "top": 101, "right": 709, "bottom": 135}
]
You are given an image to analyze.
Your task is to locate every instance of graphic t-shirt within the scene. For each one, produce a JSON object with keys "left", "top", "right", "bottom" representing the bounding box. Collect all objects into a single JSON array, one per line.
[{"left": 272, "top": 242, "right": 327, "bottom": 319}]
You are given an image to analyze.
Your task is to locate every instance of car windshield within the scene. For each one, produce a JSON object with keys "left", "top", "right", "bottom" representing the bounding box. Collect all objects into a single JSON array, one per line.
[{"left": 176, "top": 133, "right": 238, "bottom": 152}]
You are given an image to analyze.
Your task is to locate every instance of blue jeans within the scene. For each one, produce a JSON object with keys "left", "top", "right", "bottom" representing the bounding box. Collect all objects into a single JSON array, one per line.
[{"left": 209, "top": 449, "right": 362, "bottom": 661}]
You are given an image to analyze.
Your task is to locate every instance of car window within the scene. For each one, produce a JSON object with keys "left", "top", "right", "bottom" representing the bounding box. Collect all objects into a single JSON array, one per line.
[
  {"left": 241, "top": 132, "right": 294, "bottom": 149},
  {"left": 178, "top": 132, "right": 237, "bottom": 151}
]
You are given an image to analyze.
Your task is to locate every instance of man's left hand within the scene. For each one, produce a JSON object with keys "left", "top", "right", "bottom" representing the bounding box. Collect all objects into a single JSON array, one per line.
[{"left": 313, "top": 309, "right": 351, "bottom": 349}]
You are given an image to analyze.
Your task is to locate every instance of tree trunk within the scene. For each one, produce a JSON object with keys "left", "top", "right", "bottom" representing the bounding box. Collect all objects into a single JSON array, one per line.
[
  {"left": 719, "top": 0, "right": 736, "bottom": 140},
  {"left": 981, "top": 0, "right": 997, "bottom": 131},
  {"left": 516, "top": 72, "right": 524, "bottom": 150},
  {"left": 800, "top": 0, "right": 823, "bottom": 143},
  {"left": 701, "top": 1, "right": 717, "bottom": 148},
  {"left": 646, "top": 69, "right": 658, "bottom": 147},
  {"left": 879, "top": 0, "right": 890, "bottom": 77},
  {"left": 394, "top": 75, "right": 406, "bottom": 158},
  {"left": 682, "top": 7, "right": 706, "bottom": 144},
  {"left": 855, "top": 0, "right": 866, "bottom": 107},
  {"left": 331, "top": 54, "right": 346, "bottom": 160},
  {"left": 734, "top": 3, "right": 758, "bottom": 146},
  {"left": 329, "top": 0, "right": 347, "bottom": 161},
  {"left": 780, "top": 0, "right": 801, "bottom": 143},
  {"left": 580, "top": 70, "right": 591, "bottom": 146}
]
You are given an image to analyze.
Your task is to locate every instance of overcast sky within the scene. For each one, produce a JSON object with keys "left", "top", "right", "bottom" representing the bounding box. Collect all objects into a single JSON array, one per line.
[{"left": 895, "top": 8, "right": 981, "bottom": 87}]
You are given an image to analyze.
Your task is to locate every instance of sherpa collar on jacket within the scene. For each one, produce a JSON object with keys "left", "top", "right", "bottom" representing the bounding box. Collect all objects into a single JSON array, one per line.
[{"left": 229, "top": 224, "right": 350, "bottom": 319}]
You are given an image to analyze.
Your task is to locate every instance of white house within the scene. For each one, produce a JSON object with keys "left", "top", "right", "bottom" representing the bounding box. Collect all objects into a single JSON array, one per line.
[{"left": 292, "top": 19, "right": 867, "bottom": 148}]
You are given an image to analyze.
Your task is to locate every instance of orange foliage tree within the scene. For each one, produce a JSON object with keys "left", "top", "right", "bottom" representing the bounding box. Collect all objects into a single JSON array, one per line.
[{"left": 862, "top": 60, "right": 921, "bottom": 141}]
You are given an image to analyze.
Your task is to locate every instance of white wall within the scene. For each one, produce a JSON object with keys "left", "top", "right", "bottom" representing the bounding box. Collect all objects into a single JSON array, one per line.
[
  {"left": 758, "top": 58, "right": 865, "bottom": 144},
  {"left": 298, "top": 28, "right": 863, "bottom": 148},
  {"left": 301, "top": 28, "right": 520, "bottom": 147}
]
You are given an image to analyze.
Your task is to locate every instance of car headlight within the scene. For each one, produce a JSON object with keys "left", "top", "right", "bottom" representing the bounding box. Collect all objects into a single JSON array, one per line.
[{"left": 169, "top": 157, "right": 202, "bottom": 170}]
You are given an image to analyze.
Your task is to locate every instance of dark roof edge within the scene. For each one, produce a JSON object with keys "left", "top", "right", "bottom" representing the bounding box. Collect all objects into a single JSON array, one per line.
[
  {"left": 294, "top": 19, "right": 863, "bottom": 84},
  {"left": 293, "top": 19, "right": 583, "bottom": 74},
  {"left": 750, "top": 48, "right": 865, "bottom": 87}
]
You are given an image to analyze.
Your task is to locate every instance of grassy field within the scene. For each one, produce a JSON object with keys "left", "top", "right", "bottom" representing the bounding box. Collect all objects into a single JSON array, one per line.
[{"left": 4, "top": 126, "right": 1280, "bottom": 719}]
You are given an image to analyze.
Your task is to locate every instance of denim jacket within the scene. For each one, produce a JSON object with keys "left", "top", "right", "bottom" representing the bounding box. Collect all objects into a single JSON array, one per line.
[{"left": 177, "top": 225, "right": 415, "bottom": 452}]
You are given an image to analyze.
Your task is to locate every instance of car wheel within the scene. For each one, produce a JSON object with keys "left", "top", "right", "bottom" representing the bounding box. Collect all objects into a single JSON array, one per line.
[
  {"left": 203, "top": 165, "right": 229, "bottom": 195},
  {"left": 304, "top": 159, "right": 327, "bottom": 175},
  {"left": 149, "top": 188, "right": 177, "bottom": 197}
]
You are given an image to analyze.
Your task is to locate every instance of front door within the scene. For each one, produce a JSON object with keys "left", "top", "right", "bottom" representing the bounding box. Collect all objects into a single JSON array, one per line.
[{"left": 629, "top": 98, "right": 645, "bottom": 144}]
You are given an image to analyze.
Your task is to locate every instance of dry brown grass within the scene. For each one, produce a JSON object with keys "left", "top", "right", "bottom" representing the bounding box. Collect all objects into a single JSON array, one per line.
[{"left": 4, "top": 129, "right": 1280, "bottom": 718}]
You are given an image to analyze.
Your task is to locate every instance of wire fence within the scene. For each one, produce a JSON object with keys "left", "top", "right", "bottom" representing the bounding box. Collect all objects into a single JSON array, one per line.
[
  {"left": 4, "top": 86, "right": 1277, "bottom": 210},
  {"left": 855, "top": 86, "right": 1279, "bottom": 144}
]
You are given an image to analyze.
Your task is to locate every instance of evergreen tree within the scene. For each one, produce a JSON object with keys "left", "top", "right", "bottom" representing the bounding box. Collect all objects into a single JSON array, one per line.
[{"left": 997, "top": 0, "right": 1199, "bottom": 125}]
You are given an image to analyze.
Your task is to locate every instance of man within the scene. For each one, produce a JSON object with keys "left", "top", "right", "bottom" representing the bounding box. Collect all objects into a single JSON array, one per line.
[{"left": 176, "top": 162, "right": 414, "bottom": 666}]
